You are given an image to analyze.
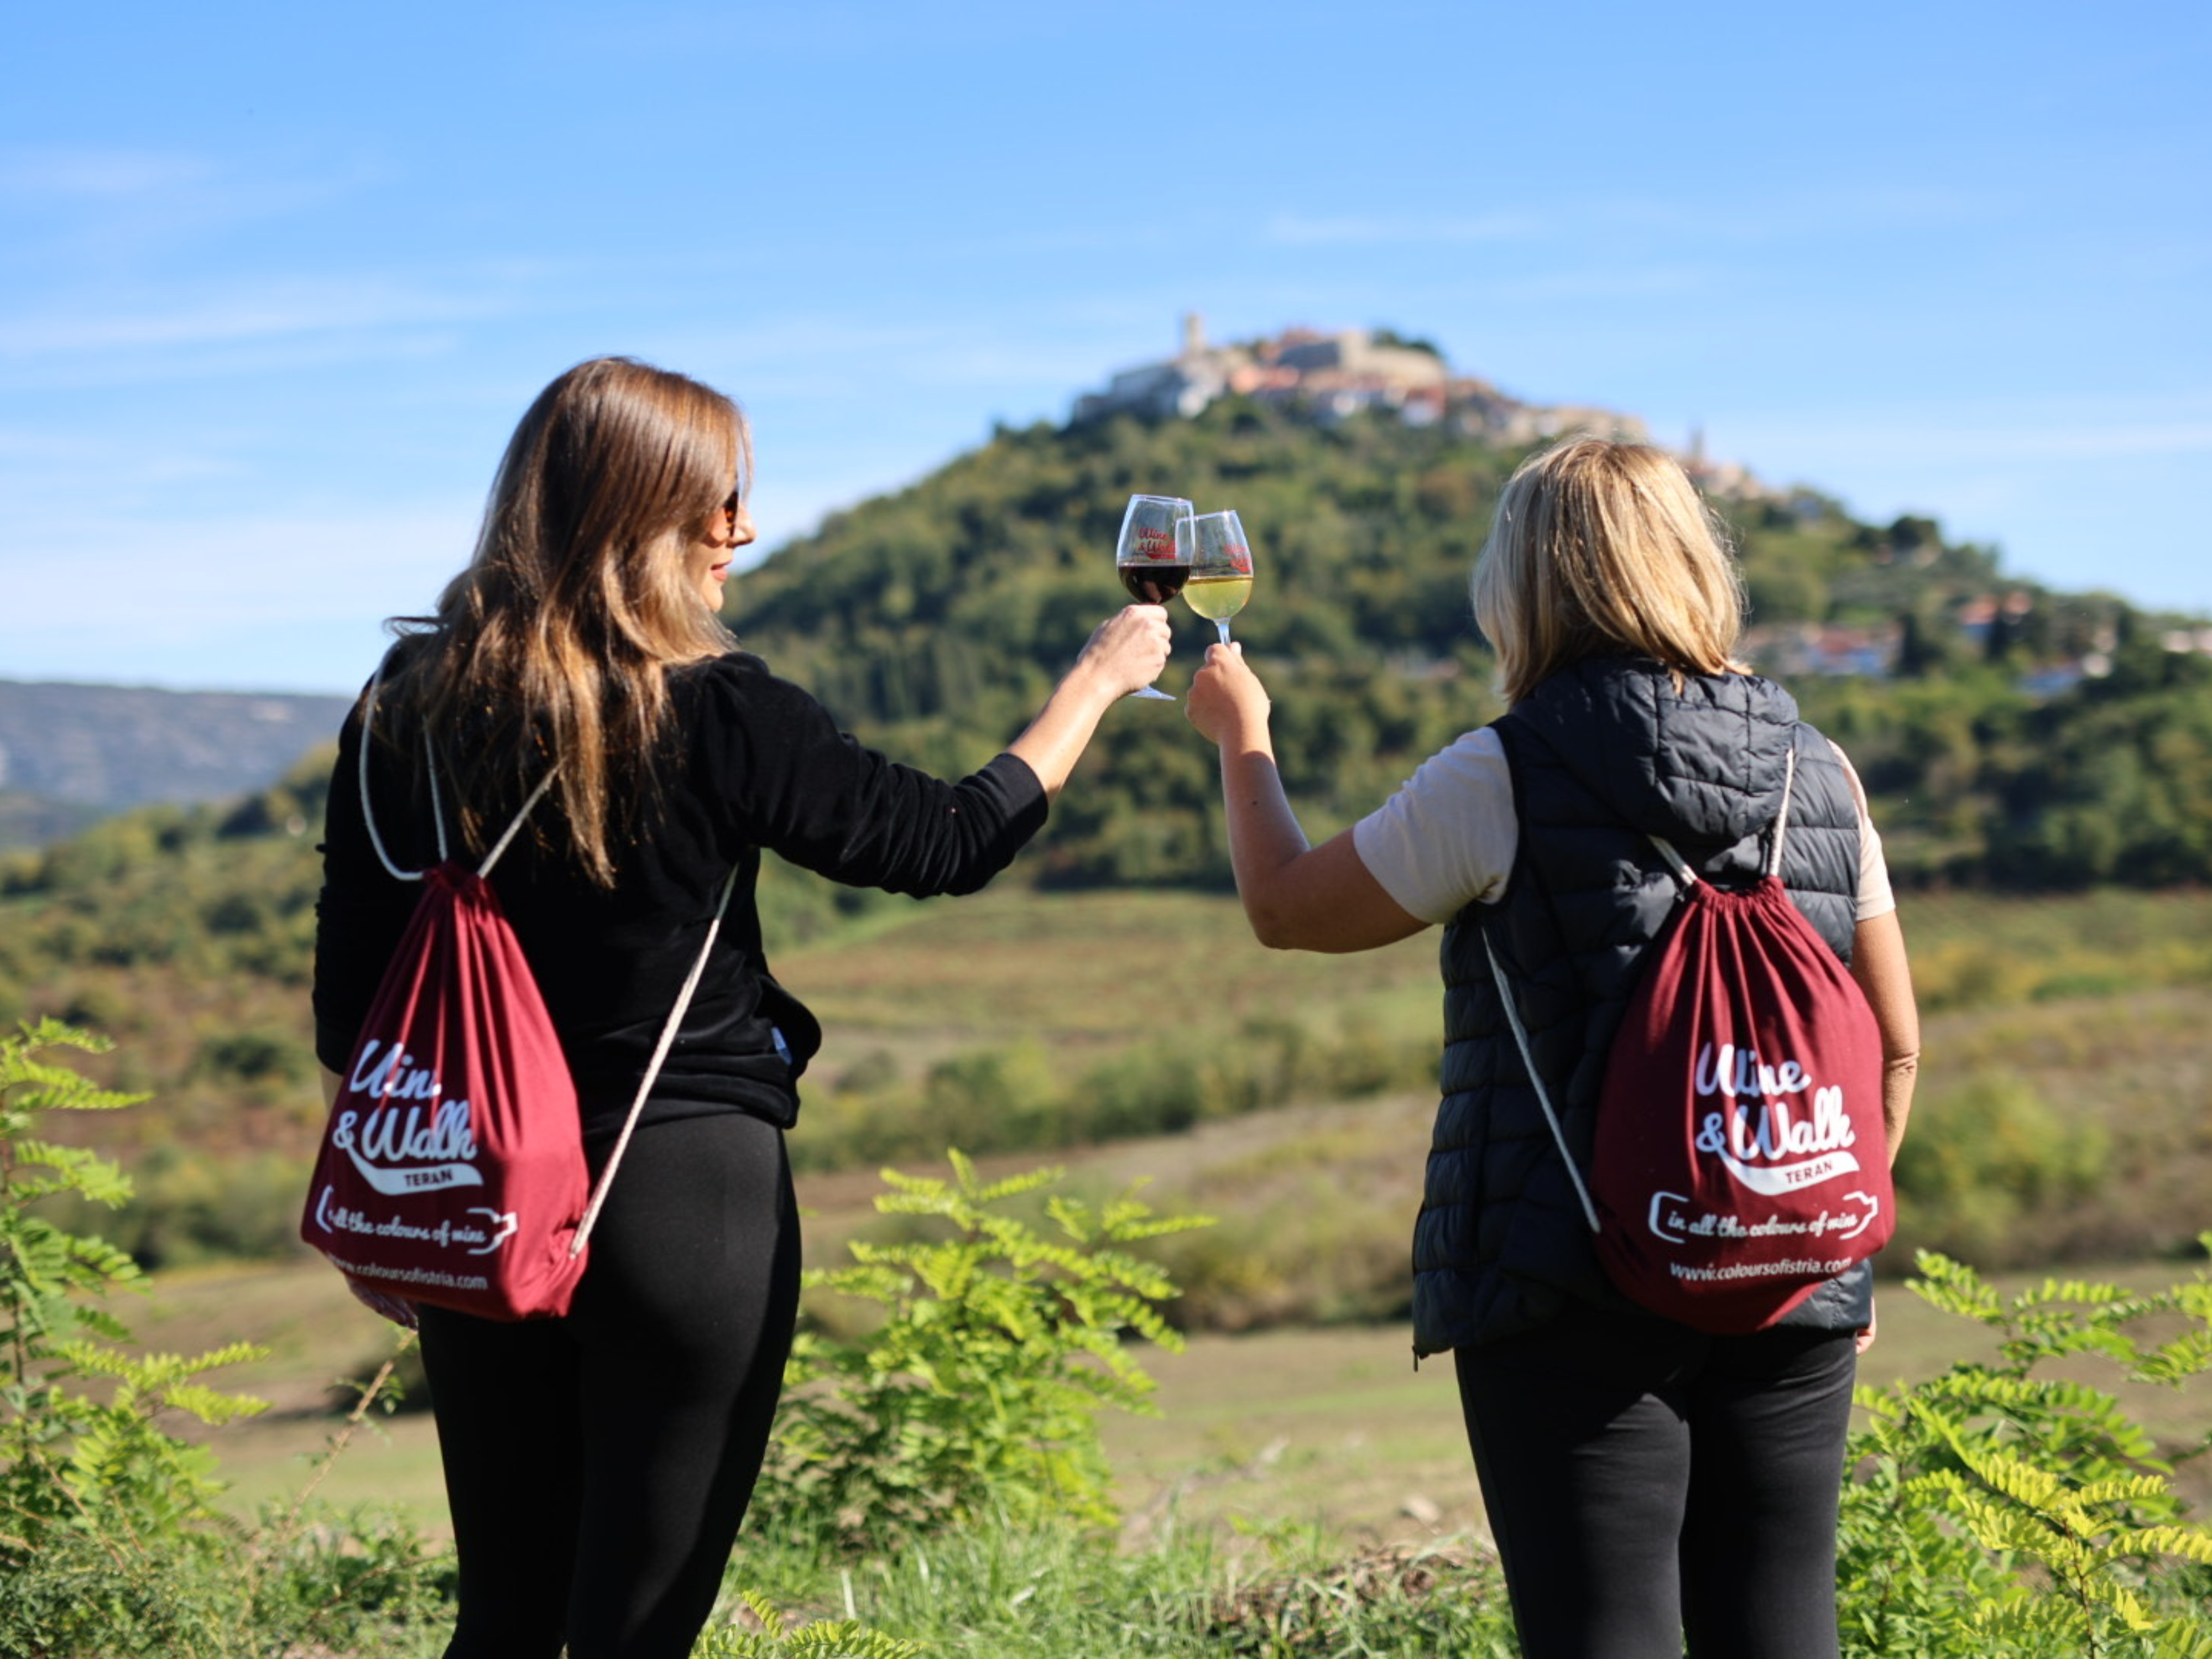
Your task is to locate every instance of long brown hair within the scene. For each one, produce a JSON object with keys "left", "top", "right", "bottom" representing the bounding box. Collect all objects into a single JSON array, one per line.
[
  {"left": 379, "top": 356, "right": 748, "bottom": 883},
  {"left": 1471, "top": 436, "right": 1745, "bottom": 703}
]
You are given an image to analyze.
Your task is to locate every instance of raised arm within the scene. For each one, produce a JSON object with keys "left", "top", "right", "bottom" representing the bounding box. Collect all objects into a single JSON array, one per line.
[
  {"left": 713, "top": 609, "right": 1170, "bottom": 899},
  {"left": 1005, "top": 606, "right": 1173, "bottom": 797},
  {"left": 1186, "top": 643, "right": 1426, "bottom": 953}
]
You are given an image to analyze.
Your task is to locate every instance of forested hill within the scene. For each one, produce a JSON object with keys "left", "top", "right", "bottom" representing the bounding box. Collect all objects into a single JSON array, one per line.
[{"left": 735, "top": 397, "right": 2212, "bottom": 891}]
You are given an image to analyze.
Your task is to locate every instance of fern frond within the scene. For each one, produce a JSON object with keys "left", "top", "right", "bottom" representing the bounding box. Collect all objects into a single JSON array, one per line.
[
  {"left": 2115, "top": 1523, "right": 2212, "bottom": 1566},
  {"left": 1907, "top": 1252, "right": 2004, "bottom": 1323},
  {"left": 2136, "top": 1327, "right": 2212, "bottom": 1386},
  {"left": 11, "top": 1141, "right": 132, "bottom": 1207}
]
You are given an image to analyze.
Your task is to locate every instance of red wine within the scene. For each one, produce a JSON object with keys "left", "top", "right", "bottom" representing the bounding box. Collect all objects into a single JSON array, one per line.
[{"left": 1120, "top": 562, "right": 1190, "bottom": 604}]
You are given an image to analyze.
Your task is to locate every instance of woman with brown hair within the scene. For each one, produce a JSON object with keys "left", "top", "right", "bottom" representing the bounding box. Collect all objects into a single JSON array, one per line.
[
  {"left": 1186, "top": 436, "right": 1919, "bottom": 1658},
  {"left": 312, "top": 356, "right": 1170, "bottom": 1659}
]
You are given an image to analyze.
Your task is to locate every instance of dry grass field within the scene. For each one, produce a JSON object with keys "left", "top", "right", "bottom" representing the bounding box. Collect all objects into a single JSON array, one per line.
[
  {"left": 774, "top": 885, "right": 1444, "bottom": 1087},
  {"left": 46, "top": 881, "right": 2212, "bottom": 1552}
]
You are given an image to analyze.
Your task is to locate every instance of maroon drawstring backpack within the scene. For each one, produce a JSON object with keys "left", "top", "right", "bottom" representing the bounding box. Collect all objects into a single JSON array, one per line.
[
  {"left": 1484, "top": 747, "right": 1894, "bottom": 1334},
  {"left": 301, "top": 677, "right": 733, "bottom": 1325}
]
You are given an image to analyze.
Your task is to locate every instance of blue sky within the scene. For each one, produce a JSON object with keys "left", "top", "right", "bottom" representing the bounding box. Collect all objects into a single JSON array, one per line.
[{"left": 3, "top": 1, "right": 2206, "bottom": 693}]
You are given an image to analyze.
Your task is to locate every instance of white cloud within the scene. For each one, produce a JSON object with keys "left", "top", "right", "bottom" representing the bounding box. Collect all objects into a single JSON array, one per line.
[
  {"left": 0, "top": 146, "right": 218, "bottom": 199},
  {"left": 1724, "top": 399, "right": 2212, "bottom": 471},
  {"left": 0, "top": 275, "right": 512, "bottom": 357},
  {"left": 1263, "top": 211, "right": 1542, "bottom": 247},
  {"left": 667, "top": 311, "right": 1138, "bottom": 411}
]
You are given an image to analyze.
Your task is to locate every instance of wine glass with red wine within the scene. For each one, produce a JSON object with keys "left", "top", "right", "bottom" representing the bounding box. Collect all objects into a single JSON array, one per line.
[{"left": 1115, "top": 493, "right": 1193, "bottom": 700}]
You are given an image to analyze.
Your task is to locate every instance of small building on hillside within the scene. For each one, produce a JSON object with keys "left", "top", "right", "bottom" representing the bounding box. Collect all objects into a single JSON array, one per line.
[{"left": 1741, "top": 622, "right": 1901, "bottom": 679}]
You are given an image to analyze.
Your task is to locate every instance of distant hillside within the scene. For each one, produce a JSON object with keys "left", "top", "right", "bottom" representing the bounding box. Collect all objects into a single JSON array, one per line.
[
  {"left": 735, "top": 394, "right": 2207, "bottom": 890},
  {"left": 0, "top": 680, "right": 352, "bottom": 848}
]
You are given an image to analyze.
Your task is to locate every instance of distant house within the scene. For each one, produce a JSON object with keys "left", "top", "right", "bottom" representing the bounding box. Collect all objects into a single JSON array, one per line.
[
  {"left": 2020, "top": 662, "right": 2094, "bottom": 697},
  {"left": 1741, "top": 623, "right": 1900, "bottom": 679},
  {"left": 1073, "top": 357, "right": 1227, "bottom": 421}
]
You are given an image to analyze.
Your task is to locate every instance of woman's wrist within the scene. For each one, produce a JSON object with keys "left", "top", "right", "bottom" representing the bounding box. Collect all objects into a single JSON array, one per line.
[
  {"left": 1057, "top": 653, "right": 1123, "bottom": 712},
  {"left": 1221, "top": 710, "right": 1275, "bottom": 758}
]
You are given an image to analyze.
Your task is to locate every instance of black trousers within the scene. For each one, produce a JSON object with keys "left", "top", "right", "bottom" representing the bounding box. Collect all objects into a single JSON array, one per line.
[
  {"left": 1454, "top": 1303, "right": 1858, "bottom": 1659},
  {"left": 416, "top": 1112, "right": 801, "bottom": 1659}
]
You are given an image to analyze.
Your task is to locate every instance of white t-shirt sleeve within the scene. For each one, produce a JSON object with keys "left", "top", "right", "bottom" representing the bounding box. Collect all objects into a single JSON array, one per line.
[
  {"left": 1829, "top": 740, "right": 1896, "bottom": 922},
  {"left": 1352, "top": 727, "right": 1519, "bottom": 925}
]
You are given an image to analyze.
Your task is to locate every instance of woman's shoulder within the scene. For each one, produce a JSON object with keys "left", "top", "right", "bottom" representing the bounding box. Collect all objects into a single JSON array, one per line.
[
  {"left": 672, "top": 648, "right": 774, "bottom": 688},
  {"left": 671, "top": 651, "right": 828, "bottom": 718},
  {"left": 665, "top": 652, "right": 851, "bottom": 779}
]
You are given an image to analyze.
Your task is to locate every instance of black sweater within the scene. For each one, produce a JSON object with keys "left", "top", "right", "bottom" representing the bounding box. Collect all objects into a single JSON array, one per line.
[{"left": 313, "top": 651, "right": 1049, "bottom": 1138}]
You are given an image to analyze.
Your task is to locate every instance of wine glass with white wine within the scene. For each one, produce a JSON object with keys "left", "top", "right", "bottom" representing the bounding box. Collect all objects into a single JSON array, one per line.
[
  {"left": 1178, "top": 509, "right": 1254, "bottom": 644},
  {"left": 1115, "top": 493, "right": 1194, "bottom": 700}
]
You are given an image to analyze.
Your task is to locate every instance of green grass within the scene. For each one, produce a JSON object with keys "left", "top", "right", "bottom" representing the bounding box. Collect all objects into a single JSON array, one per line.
[{"left": 715, "top": 1516, "right": 1522, "bottom": 1658}]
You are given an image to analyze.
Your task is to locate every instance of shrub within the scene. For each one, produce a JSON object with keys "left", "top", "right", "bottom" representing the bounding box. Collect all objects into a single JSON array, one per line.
[
  {"left": 793, "top": 1019, "right": 1438, "bottom": 1176},
  {"left": 186, "top": 1027, "right": 311, "bottom": 1085},
  {"left": 1839, "top": 1248, "right": 2212, "bottom": 1656},
  {"left": 1893, "top": 1072, "right": 2111, "bottom": 1264},
  {"left": 0, "top": 1022, "right": 260, "bottom": 1573},
  {"left": 0, "top": 1020, "right": 450, "bottom": 1658},
  {"left": 751, "top": 1152, "right": 1212, "bottom": 1554},
  {"left": 694, "top": 1592, "right": 921, "bottom": 1658},
  {"left": 1154, "top": 1181, "right": 1411, "bottom": 1332}
]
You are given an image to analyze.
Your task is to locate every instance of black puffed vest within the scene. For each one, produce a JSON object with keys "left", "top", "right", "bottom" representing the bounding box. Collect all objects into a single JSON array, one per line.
[{"left": 1410, "top": 658, "right": 1870, "bottom": 1357}]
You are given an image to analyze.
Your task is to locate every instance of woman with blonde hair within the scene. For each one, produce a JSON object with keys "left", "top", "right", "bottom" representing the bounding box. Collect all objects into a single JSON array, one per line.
[
  {"left": 313, "top": 356, "right": 1170, "bottom": 1659},
  {"left": 1187, "top": 436, "right": 1918, "bottom": 1658}
]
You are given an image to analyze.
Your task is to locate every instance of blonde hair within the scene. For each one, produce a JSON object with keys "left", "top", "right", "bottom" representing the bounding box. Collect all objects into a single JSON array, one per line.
[
  {"left": 1471, "top": 436, "right": 1744, "bottom": 703},
  {"left": 381, "top": 356, "right": 748, "bottom": 884}
]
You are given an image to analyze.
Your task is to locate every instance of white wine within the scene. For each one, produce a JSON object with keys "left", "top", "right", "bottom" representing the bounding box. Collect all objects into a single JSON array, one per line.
[{"left": 1182, "top": 573, "right": 1252, "bottom": 622}]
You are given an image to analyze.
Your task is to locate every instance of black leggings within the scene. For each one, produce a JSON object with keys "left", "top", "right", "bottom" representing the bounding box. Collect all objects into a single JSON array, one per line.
[
  {"left": 1454, "top": 1303, "right": 1858, "bottom": 1659},
  {"left": 416, "top": 1112, "right": 801, "bottom": 1659}
]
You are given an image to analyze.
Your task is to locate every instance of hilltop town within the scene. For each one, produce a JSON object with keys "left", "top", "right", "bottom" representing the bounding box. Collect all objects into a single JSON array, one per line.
[{"left": 1072, "top": 316, "right": 1765, "bottom": 503}]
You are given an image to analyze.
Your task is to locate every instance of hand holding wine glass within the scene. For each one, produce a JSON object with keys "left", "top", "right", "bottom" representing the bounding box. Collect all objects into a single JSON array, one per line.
[
  {"left": 1186, "top": 639, "right": 1272, "bottom": 750},
  {"left": 1178, "top": 510, "right": 1254, "bottom": 644},
  {"left": 1115, "top": 493, "right": 1193, "bottom": 700},
  {"left": 1073, "top": 604, "right": 1175, "bottom": 699}
]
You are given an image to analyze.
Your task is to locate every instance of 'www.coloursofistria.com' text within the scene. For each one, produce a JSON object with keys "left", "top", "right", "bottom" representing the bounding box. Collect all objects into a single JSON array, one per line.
[
  {"left": 1668, "top": 1257, "right": 1853, "bottom": 1282},
  {"left": 319, "top": 1254, "right": 490, "bottom": 1292}
]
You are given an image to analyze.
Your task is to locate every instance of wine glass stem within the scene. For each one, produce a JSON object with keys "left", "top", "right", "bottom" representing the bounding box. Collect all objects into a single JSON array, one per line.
[{"left": 1215, "top": 620, "right": 1232, "bottom": 645}]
